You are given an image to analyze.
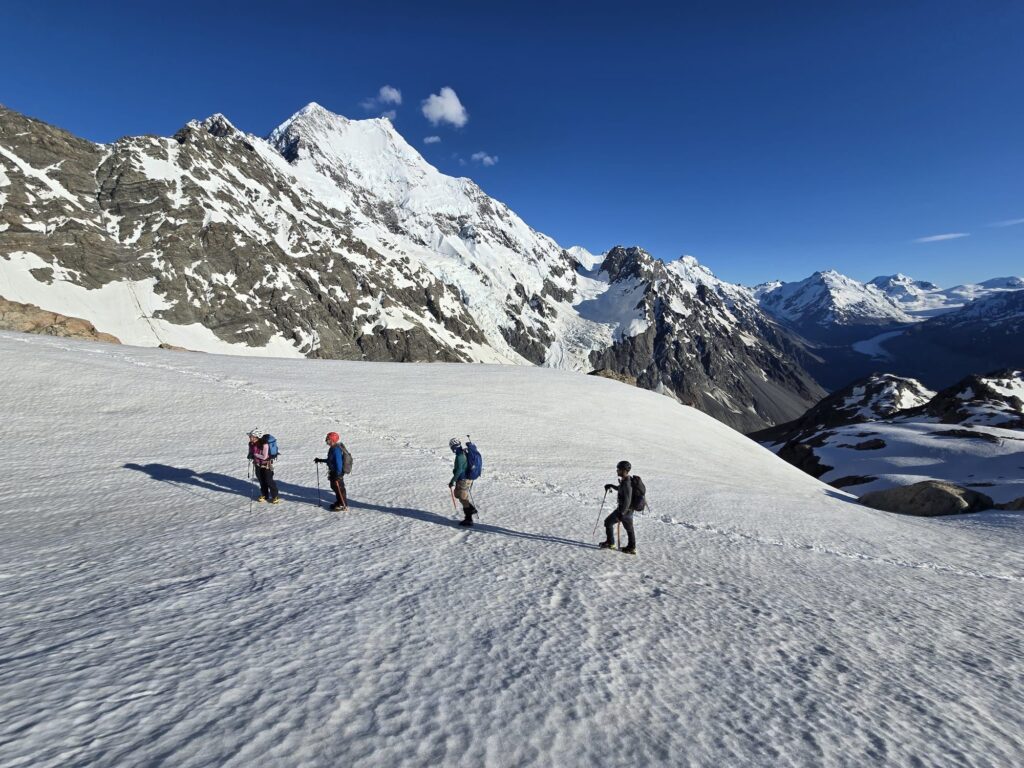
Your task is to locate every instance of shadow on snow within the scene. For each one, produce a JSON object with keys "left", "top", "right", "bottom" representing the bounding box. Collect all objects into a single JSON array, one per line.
[{"left": 123, "top": 463, "right": 594, "bottom": 550}]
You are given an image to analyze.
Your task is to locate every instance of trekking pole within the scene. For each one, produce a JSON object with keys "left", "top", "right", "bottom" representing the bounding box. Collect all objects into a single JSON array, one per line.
[
  {"left": 469, "top": 488, "right": 481, "bottom": 519},
  {"left": 449, "top": 485, "right": 458, "bottom": 515},
  {"left": 249, "top": 465, "right": 256, "bottom": 514},
  {"left": 617, "top": 522, "right": 622, "bottom": 549},
  {"left": 316, "top": 462, "right": 323, "bottom": 508},
  {"left": 591, "top": 489, "right": 609, "bottom": 538}
]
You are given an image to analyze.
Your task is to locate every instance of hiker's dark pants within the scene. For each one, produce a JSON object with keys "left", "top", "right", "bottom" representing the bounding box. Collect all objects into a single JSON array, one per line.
[
  {"left": 604, "top": 510, "right": 636, "bottom": 548},
  {"left": 330, "top": 475, "right": 347, "bottom": 507},
  {"left": 256, "top": 464, "right": 278, "bottom": 500}
]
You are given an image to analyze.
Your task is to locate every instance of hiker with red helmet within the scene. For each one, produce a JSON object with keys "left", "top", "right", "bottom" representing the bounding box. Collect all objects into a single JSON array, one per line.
[{"left": 314, "top": 432, "right": 351, "bottom": 511}]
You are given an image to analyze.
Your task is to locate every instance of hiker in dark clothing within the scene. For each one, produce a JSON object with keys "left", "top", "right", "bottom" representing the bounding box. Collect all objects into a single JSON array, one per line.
[
  {"left": 600, "top": 460, "right": 636, "bottom": 554},
  {"left": 449, "top": 437, "right": 477, "bottom": 526},
  {"left": 314, "top": 432, "right": 348, "bottom": 511},
  {"left": 248, "top": 430, "right": 280, "bottom": 504}
]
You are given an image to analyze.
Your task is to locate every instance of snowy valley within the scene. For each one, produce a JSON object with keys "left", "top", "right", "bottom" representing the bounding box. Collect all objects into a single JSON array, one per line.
[
  {"left": 753, "top": 371, "right": 1024, "bottom": 506},
  {"left": 2, "top": 332, "right": 1022, "bottom": 767}
]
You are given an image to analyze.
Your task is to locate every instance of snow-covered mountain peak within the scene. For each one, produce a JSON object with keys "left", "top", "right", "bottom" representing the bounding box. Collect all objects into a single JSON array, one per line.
[
  {"left": 566, "top": 245, "right": 602, "bottom": 270},
  {"left": 979, "top": 276, "right": 1024, "bottom": 290},
  {"left": 671, "top": 254, "right": 717, "bottom": 283},
  {"left": 267, "top": 101, "right": 502, "bottom": 226},
  {"left": 757, "top": 270, "right": 912, "bottom": 330},
  {"left": 200, "top": 113, "right": 238, "bottom": 137},
  {"left": 598, "top": 245, "right": 660, "bottom": 284}
]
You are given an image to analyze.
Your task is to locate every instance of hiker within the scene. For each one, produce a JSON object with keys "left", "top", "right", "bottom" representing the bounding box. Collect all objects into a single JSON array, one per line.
[
  {"left": 315, "top": 432, "right": 349, "bottom": 511},
  {"left": 449, "top": 437, "right": 478, "bottom": 526},
  {"left": 248, "top": 430, "right": 280, "bottom": 504},
  {"left": 600, "top": 460, "right": 637, "bottom": 554}
]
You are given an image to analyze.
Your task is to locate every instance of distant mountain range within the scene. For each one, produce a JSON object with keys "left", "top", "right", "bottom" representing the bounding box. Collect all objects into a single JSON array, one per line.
[
  {"left": 0, "top": 103, "right": 1020, "bottom": 431},
  {"left": 753, "top": 270, "right": 1024, "bottom": 390}
]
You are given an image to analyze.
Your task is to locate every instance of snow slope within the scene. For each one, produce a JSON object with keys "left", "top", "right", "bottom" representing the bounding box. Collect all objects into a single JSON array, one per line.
[{"left": 1, "top": 333, "right": 1022, "bottom": 767}]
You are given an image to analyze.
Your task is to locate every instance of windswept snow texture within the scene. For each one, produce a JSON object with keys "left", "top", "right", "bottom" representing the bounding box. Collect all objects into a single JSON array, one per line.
[{"left": 2, "top": 333, "right": 1023, "bottom": 768}]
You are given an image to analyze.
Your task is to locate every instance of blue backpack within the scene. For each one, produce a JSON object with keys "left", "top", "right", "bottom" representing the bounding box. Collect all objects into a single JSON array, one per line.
[
  {"left": 465, "top": 442, "right": 483, "bottom": 480},
  {"left": 264, "top": 434, "right": 279, "bottom": 459}
]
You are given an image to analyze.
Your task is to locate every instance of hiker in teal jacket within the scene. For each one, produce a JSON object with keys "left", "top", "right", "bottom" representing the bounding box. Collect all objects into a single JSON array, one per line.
[{"left": 448, "top": 437, "right": 477, "bottom": 526}]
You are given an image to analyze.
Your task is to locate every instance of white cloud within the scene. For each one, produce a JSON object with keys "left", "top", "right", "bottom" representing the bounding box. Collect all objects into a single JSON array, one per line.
[
  {"left": 913, "top": 232, "right": 970, "bottom": 243},
  {"left": 423, "top": 135, "right": 441, "bottom": 144},
  {"left": 422, "top": 87, "right": 468, "bottom": 127},
  {"left": 361, "top": 85, "right": 402, "bottom": 112},
  {"left": 378, "top": 85, "right": 402, "bottom": 105},
  {"left": 471, "top": 151, "right": 499, "bottom": 167},
  {"left": 380, "top": 110, "right": 397, "bottom": 121},
  {"left": 990, "top": 217, "right": 1024, "bottom": 228}
]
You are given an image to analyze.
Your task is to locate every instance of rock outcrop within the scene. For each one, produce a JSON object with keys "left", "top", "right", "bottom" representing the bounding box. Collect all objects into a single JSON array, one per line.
[{"left": 0, "top": 297, "right": 120, "bottom": 344}]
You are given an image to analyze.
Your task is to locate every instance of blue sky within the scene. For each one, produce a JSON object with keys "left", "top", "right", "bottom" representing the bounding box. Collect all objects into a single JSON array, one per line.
[{"left": 3, "top": 1, "right": 1021, "bottom": 286}]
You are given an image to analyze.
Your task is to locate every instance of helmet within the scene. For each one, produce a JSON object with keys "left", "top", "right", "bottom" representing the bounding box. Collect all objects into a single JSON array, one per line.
[
  {"left": 449, "top": 437, "right": 462, "bottom": 451},
  {"left": 248, "top": 429, "right": 262, "bottom": 439},
  {"left": 616, "top": 460, "right": 631, "bottom": 472},
  {"left": 326, "top": 432, "right": 340, "bottom": 444}
]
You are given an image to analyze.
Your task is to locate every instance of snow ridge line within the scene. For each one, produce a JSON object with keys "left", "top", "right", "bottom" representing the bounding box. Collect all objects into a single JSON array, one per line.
[{"left": 8, "top": 333, "right": 1021, "bottom": 584}]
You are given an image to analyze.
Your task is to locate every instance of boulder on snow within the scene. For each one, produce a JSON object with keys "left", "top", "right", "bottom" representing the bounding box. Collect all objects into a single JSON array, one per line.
[
  {"left": 859, "top": 481, "right": 994, "bottom": 516},
  {"left": 995, "top": 496, "right": 1024, "bottom": 511},
  {"left": 0, "top": 297, "right": 120, "bottom": 345}
]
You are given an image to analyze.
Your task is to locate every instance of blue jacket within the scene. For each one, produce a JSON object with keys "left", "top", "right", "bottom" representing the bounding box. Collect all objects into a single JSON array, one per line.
[{"left": 327, "top": 444, "right": 344, "bottom": 476}]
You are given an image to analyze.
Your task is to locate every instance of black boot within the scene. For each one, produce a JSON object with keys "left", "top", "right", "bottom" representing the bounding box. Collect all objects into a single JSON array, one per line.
[{"left": 598, "top": 541, "right": 617, "bottom": 550}]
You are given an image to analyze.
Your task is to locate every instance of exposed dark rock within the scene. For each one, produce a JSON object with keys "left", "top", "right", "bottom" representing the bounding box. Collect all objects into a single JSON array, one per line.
[
  {"left": 829, "top": 475, "right": 877, "bottom": 489},
  {"left": 848, "top": 438, "right": 886, "bottom": 450},
  {"left": 777, "top": 441, "right": 833, "bottom": 478},
  {"left": 588, "top": 368, "right": 638, "bottom": 387},
  {"left": 934, "top": 429, "right": 1002, "bottom": 444}
]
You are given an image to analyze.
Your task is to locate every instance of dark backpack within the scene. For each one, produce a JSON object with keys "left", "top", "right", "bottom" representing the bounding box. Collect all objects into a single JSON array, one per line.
[
  {"left": 264, "top": 434, "right": 279, "bottom": 459},
  {"left": 630, "top": 475, "right": 647, "bottom": 511},
  {"left": 340, "top": 443, "right": 353, "bottom": 475},
  {"left": 465, "top": 442, "right": 483, "bottom": 480}
]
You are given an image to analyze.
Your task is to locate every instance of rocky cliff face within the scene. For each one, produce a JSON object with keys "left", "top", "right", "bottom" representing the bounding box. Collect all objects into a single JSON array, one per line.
[
  {"left": 0, "top": 104, "right": 824, "bottom": 430},
  {"left": 585, "top": 247, "right": 826, "bottom": 430}
]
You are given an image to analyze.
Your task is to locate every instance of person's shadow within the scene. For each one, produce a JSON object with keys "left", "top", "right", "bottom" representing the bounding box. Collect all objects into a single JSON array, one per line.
[{"left": 123, "top": 463, "right": 593, "bottom": 551}]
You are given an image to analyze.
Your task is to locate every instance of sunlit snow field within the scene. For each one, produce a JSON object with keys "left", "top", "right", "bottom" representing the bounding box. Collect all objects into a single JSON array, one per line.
[{"left": 1, "top": 333, "right": 1022, "bottom": 767}]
